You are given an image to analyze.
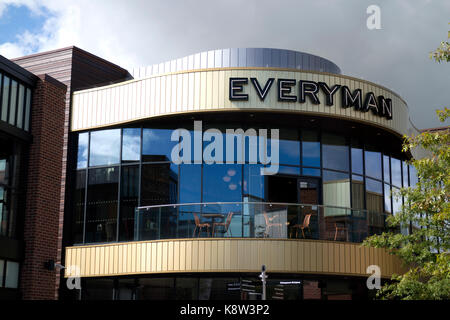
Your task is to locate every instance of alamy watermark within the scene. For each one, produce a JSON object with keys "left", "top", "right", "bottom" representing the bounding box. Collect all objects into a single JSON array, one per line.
[
  {"left": 367, "top": 5, "right": 381, "bottom": 30},
  {"left": 366, "top": 265, "right": 381, "bottom": 290},
  {"left": 170, "top": 120, "right": 280, "bottom": 175}
]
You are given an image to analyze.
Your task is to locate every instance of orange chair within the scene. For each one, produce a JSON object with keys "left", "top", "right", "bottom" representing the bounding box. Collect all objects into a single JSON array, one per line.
[
  {"left": 212, "top": 212, "right": 234, "bottom": 237},
  {"left": 193, "top": 213, "right": 211, "bottom": 237},
  {"left": 263, "top": 212, "right": 283, "bottom": 238},
  {"left": 290, "top": 214, "right": 312, "bottom": 238},
  {"left": 334, "top": 222, "right": 348, "bottom": 241}
]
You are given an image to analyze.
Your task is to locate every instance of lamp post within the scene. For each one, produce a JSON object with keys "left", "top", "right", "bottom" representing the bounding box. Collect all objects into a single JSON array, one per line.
[{"left": 259, "top": 265, "right": 267, "bottom": 300}]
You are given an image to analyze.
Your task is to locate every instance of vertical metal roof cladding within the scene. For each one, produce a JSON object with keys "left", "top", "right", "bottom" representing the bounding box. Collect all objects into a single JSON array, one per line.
[{"left": 130, "top": 48, "right": 341, "bottom": 79}]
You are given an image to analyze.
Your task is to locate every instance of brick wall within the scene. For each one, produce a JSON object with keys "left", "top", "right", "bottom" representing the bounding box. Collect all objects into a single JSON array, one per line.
[{"left": 20, "top": 74, "right": 66, "bottom": 300}]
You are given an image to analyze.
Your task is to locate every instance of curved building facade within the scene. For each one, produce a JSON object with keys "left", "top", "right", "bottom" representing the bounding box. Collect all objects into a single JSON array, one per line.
[{"left": 62, "top": 48, "right": 418, "bottom": 300}]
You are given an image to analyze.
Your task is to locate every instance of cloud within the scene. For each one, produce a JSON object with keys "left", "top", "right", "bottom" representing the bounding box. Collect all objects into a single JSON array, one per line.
[{"left": 0, "top": 0, "right": 449, "bottom": 129}]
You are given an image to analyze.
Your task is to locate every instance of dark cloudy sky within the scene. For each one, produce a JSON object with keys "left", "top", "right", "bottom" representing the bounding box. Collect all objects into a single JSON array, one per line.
[{"left": 0, "top": 0, "right": 448, "bottom": 129}]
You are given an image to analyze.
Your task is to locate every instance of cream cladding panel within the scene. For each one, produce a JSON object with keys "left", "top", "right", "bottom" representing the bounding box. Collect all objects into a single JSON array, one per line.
[{"left": 71, "top": 69, "right": 410, "bottom": 136}]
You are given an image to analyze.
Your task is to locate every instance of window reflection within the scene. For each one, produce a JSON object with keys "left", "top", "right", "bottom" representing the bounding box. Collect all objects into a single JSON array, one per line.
[
  {"left": 122, "top": 128, "right": 141, "bottom": 162},
  {"left": 1, "top": 75, "right": 10, "bottom": 122},
  {"left": 364, "top": 147, "right": 382, "bottom": 180},
  {"left": 384, "top": 184, "right": 391, "bottom": 213},
  {"left": 120, "top": 165, "right": 139, "bottom": 241},
  {"left": 85, "top": 167, "right": 119, "bottom": 243},
  {"left": 179, "top": 164, "right": 201, "bottom": 203},
  {"left": 8, "top": 80, "right": 17, "bottom": 126},
  {"left": 72, "top": 170, "right": 86, "bottom": 243},
  {"left": 383, "top": 155, "right": 390, "bottom": 182},
  {"left": 278, "top": 129, "right": 300, "bottom": 165},
  {"left": 203, "top": 164, "right": 242, "bottom": 203},
  {"left": 302, "top": 130, "right": 320, "bottom": 167},
  {"left": 409, "top": 165, "right": 418, "bottom": 187},
  {"left": 142, "top": 128, "right": 178, "bottom": 162},
  {"left": 365, "top": 178, "right": 383, "bottom": 213},
  {"left": 16, "top": 84, "right": 24, "bottom": 129},
  {"left": 323, "top": 170, "right": 350, "bottom": 216},
  {"left": 243, "top": 164, "right": 265, "bottom": 201},
  {"left": 402, "top": 161, "right": 409, "bottom": 187},
  {"left": 351, "top": 175, "right": 364, "bottom": 209},
  {"left": 351, "top": 145, "right": 363, "bottom": 175},
  {"left": 89, "top": 129, "right": 121, "bottom": 166},
  {"left": 303, "top": 167, "right": 320, "bottom": 177},
  {"left": 391, "top": 158, "right": 402, "bottom": 187},
  {"left": 322, "top": 133, "right": 349, "bottom": 171},
  {"left": 141, "top": 163, "right": 178, "bottom": 206},
  {"left": 77, "top": 133, "right": 89, "bottom": 169}
]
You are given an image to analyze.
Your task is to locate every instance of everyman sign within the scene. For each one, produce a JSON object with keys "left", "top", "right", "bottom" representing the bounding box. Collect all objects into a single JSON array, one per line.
[{"left": 229, "top": 77, "right": 393, "bottom": 120}]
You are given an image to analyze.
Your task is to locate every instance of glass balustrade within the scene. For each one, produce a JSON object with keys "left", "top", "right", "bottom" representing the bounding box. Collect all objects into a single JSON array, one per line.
[{"left": 134, "top": 202, "right": 388, "bottom": 243}]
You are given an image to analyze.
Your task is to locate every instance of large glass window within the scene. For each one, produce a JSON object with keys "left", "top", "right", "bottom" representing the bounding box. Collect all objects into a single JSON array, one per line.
[
  {"left": 322, "top": 133, "right": 349, "bottom": 171},
  {"left": 364, "top": 147, "right": 382, "bottom": 180},
  {"left": 16, "top": 84, "right": 25, "bottom": 129},
  {"left": 402, "top": 161, "right": 409, "bottom": 187},
  {"left": 122, "top": 128, "right": 141, "bottom": 162},
  {"left": 24, "top": 88, "right": 31, "bottom": 132},
  {"left": 179, "top": 164, "right": 201, "bottom": 204},
  {"left": 119, "top": 165, "right": 139, "bottom": 241},
  {"left": 89, "top": 129, "right": 121, "bottom": 166},
  {"left": 383, "top": 155, "right": 390, "bottom": 183},
  {"left": 8, "top": 80, "right": 17, "bottom": 126},
  {"left": 142, "top": 128, "right": 178, "bottom": 163},
  {"left": 278, "top": 129, "right": 300, "bottom": 165},
  {"left": 384, "top": 183, "right": 391, "bottom": 214},
  {"left": 1, "top": 75, "right": 10, "bottom": 122},
  {"left": 302, "top": 130, "right": 320, "bottom": 167},
  {"left": 72, "top": 170, "right": 86, "bottom": 244},
  {"left": 77, "top": 132, "right": 89, "bottom": 169},
  {"left": 141, "top": 163, "right": 178, "bottom": 206},
  {"left": 4, "top": 261, "right": 19, "bottom": 289},
  {"left": 391, "top": 158, "right": 402, "bottom": 188},
  {"left": 323, "top": 170, "right": 350, "bottom": 216},
  {"left": 351, "top": 141, "right": 363, "bottom": 175},
  {"left": 409, "top": 165, "right": 418, "bottom": 187},
  {"left": 351, "top": 175, "right": 364, "bottom": 209},
  {"left": 365, "top": 178, "right": 383, "bottom": 213},
  {"left": 243, "top": 164, "right": 265, "bottom": 201},
  {"left": 202, "top": 164, "right": 242, "bottom": 203},
  {"left": 85, "top": 167, "right": 119, "bottom": 243}
]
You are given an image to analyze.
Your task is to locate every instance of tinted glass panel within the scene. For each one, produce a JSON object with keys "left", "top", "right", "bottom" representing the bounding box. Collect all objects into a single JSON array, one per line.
[
  {"left": 278, "top": 129, "right": 300, "bottom": 165},
  {"left": 391, "top": 158, "right": 402, "bottom": 187},
  {"left": 365, "top": 178, "right": 383, "bottom": 213},
  {"left": 351, "top": 147, "right": 363, "bottom": 174},
  {"left": 203, "top": 164, "right": 242, "bottom": 203},
  {"left": 142, "top": 128, "right": 178, "bottom": 162},
  {"left": 243, "top": 164, "right": 265, "bottom": 201},
  {"left": 402, "top": 161, "right": 409, "bottom": 187},
  {"left": 24, "top": 88, "right": 31, "bottom": 131},
  {"left": 364, "top": 148, "right": 382, "bottom": 180},
  {"left": 409, "top": 165, "right": 418, "bottom": 187},
  {"left": 141, "top": 163, "right": 178, "bottom": 206},
  {"left": 5, "top": 261, "right": 19, "bottom": 288},
  {"left": 119, "top": 165, "right": 139, "bottom": 241},
  {"left": 179, "top": 164, "right": 201, "bottom": 203},
  {"left": 77, "top": 133, "right": 89, "bottom": 169},
  {"left": 322, "top": 134, "right": 349, "bottom": 171},
  {"left": 384, "top": 183, "right": 391, "bottom": 213},
  {"left": 72, "top": 170, "right": 86, "bottom": 244},
  {"left": 1, "top": 75, "right": 10, "bottom": 122},
  {"left": 302, "top": 167, "right": 320, "bottom": 177},
  {"left": 383, "top": 155, "right": 390, "bottom": 182},
  {"left": 351, "top": 175, "right": 364, "bottom": 209},
  {"left": 323, "top": 170, "right": 350, "bottom": 216},
  {"left": 89, "top": 129, "right": 121, "bottom": 166},
  {"left": 16, "top": 84, "right": 25, "bottom": 129},
  {"left": 122, "top": 128, "right": 141, "bottom": 162},
  {"left": 302, "top": 130, "right": 320, "bottom": 167},
  {"left": 85, "top": 167, "right": 119, "bottom": 243},
  {"left": 8, "top": 80, "right": 17, "bottom": 125}
]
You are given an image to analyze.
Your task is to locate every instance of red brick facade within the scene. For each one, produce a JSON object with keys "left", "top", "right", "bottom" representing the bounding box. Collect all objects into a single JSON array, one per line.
[{"left": 19, "top": 74, "right": 66, "bottom": 300}]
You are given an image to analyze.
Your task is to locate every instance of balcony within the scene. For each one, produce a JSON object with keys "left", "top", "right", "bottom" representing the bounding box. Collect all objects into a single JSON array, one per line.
[{"left": 135, "top": 202, "right": 388, "bottom": 243}]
